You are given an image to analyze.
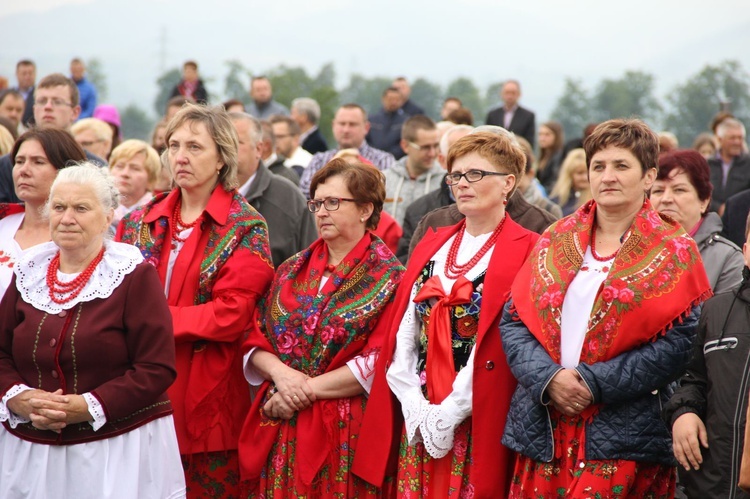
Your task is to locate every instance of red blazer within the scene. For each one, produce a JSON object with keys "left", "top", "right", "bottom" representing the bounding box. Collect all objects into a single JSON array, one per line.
[
  {"left": 353, "top": 216, "right": 538, "bottom": 498},
  {"left": 117, "top": 187, "right": 274, "bottom": 454}
]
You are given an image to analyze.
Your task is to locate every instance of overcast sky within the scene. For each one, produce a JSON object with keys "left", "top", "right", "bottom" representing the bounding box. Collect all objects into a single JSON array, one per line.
[{"left": 2, "top": 0, "right": 749, "bottom": 121}]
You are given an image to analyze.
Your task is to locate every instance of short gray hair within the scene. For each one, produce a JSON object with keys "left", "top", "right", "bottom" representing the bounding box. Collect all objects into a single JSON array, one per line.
[
  {"left": 229, "top": 112, "right": 262, "bottom": 147},
  {"left": 472, "top": 125, "right": 520, "bottom": 144},
  {"left": 440, "top": 124, "right": 474, "bottom": 156},
  {"left": 291, "top": 97, "right": 321, "bottom": 125},
  {"left": 716, "top": 118, "right": 746, "bottom": 139},
  {"left": 48, "top": 162, "right": 119, "bottom": 214}
]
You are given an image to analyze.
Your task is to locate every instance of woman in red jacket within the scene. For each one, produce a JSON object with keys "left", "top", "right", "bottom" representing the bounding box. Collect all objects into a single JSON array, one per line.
[
  {"left": 118, "top": 104, "right": 274, "bottom": 498},
  {"left": 354, "top": 130, "right": 538, "bottom": 498}
]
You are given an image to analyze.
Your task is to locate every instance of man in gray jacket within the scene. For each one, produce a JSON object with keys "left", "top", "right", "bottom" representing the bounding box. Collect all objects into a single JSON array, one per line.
[
  {"left": 383, "top": 115, "right": 444, "bottom": 227},
  {"left": 230, "top": 113, "right": 316, "bottom": 267}
]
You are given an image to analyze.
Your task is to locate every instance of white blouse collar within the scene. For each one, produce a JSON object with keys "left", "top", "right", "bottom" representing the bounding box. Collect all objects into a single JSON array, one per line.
[{"left": 14, "top": 240, "right": 144, "bottom": 314}]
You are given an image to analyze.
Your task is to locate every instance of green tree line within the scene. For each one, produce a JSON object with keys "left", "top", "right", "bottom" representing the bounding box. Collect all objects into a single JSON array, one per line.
[{"left": 116, "top": 60, "right": 750, "bottom": 149}]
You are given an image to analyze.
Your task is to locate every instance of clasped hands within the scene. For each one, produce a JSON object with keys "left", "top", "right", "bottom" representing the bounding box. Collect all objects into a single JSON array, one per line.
[
  {"left": 264, "top": 365, "right": 316, "bottom": 420},
  {"left": 7, "top": 388, "right": 91, "bottom": 433},
  {"left": 546, "top": 369, "right": 593, "bottom": 416}
]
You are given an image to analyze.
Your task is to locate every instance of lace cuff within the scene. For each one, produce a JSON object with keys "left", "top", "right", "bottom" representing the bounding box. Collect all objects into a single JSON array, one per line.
[
  {"left": 402, "top": 389, "right": 429, "bottom": 445},
  {"left": 83, "top": 393, "right": 106, "bottom": 431},
  {"left": 0, "top": 384, "right": 33, "bottom": 428},
  {"left": 419, "top": 400, "right": 465, "bottom": 459}
]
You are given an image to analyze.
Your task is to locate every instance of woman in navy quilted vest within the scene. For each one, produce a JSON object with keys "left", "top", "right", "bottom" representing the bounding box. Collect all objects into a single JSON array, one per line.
[{"left": 501, "top": 119, "right": 712, "bottom": 498}]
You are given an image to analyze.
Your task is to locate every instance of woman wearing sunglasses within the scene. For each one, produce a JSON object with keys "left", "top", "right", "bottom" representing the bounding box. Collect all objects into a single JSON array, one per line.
[
  {"left": 239, "top": 157, "right": 404, "bottom": 497},
  {"left": 354, "top": 130, "right": 538, "bottom": 497}
]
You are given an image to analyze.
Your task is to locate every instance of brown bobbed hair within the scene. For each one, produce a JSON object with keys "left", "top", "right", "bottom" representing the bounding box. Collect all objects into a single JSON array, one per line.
[
  {"left": 11, "top": 128, "right": 86, "bottom": 170},
  {"left": 446, "top": 131, "right": 526, "bottom": 197},
  {"left": 309, "top": 157, "right": 385, "bottom": 230},
  {"left": 657, "top": 149, "right": 713, "bottom": 204},
  {"left": 584, "top": 119, "right": 659, "bottom": 175}
]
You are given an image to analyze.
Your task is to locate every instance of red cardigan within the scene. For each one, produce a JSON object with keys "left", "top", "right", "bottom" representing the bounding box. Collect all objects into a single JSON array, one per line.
[{"left": 352, "top": 216, "right": 538, "bottom": 498}]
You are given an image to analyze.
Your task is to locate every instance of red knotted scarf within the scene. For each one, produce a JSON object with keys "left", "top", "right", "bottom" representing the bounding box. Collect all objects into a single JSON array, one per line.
[{"left": 413, "top": 275, "right": 474, "bottom": 404}]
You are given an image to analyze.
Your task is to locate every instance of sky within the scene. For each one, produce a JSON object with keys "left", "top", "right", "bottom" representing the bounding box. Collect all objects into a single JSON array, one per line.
[{"left": 1, "top": 0, "right": 749, "bottom": 122}]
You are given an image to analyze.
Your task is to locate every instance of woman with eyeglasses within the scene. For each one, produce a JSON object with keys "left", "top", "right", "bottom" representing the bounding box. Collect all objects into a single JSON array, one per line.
[
  {"left": 238, "top": 157, "right": 404, "bottom": 497},
  {"left": 353, "top": 131, "right": 538, "bottom": 497}
]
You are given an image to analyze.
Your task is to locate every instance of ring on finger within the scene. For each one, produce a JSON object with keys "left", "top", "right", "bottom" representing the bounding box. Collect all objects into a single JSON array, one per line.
[
  {"left": 574, "top": 402, "right": 580, "bottom": 409},
  {"left": 293, "top": 395, "right": 299, "bottom": 400}
]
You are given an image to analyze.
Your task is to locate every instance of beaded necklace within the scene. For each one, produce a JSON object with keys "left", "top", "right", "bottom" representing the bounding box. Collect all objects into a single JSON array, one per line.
[
  {"left": 46, "top": 247, "right": 105, "bottom": 304},
  {"left": 590, "top": 224, "right": 622, "bottom": 262},
  {"left": 172, "top": 199, "right": 200, "bottom": 243},
  {"left": 444, "top": 215, "right": 506, "bottom": 279}
]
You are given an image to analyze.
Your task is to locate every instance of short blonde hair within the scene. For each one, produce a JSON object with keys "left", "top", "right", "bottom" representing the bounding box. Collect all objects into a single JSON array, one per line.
[
  {"left": 0, "top": 125, "right": 13, "bottom": 156},
  {"left": 109, "top": 139, "right": 161, "bottom": 187},
  {"left": 71, "top": 117, "right": 113, "bottom": 142}
]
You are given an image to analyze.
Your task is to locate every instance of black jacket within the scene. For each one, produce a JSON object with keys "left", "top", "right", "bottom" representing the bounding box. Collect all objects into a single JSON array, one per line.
[
  {"left": 722, "top": 188, "right": 750, "bottom": 247},
  {"left": 709, "top": 154, "right": 750, "bottom": 212},
  {"left": 366, "top": 108, "right": 407, "bottom": 159},
  {"left": 301, "top": 128, "right": 328, "bottom": 155},
  {"left": 484, "top": 105, "right": 536, "bottom": 148},
  {"left": 665, "top": 280, "right": 750, "bottom": 499},
  {"left": 241, "top": 163, "right": 316, "bottom": 268},
  {"left": 169, "top": 79, "right": 208, "bottom": 104}
]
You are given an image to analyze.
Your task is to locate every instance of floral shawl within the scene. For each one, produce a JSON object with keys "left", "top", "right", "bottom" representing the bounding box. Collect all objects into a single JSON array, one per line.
[
  {"left": 116, "top": 188, "right": 272, "bottom": 303},
  {"left": 239, "top": 232, "right": 404, "bottom": 486},
  {"left": 512, "top": 199, "right": 712, "bottom": 364}
]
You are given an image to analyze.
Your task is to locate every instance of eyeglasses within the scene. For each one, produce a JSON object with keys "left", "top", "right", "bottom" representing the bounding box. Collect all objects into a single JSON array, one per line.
[
  {"left": 307, "top": 197, "right": 360, "bottom": 213},
  {"left": 34, "top": 98, "right": 73, "bottom": 108},
  {"left": 445, "top": 169, "right": 510, "bottom": 185},
  {"left": 408, "top": 141, "right": 440, "bottom": 153}
]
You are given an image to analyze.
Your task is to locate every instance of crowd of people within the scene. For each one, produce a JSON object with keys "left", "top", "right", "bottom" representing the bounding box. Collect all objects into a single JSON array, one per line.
[{"left": 0, "top": 56, "right": 749, "bottom": 499}]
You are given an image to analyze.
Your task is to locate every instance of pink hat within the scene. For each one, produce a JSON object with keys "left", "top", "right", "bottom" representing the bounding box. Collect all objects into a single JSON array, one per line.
[{"left": 93, "top": 104, "right": 121, "bottom": 129}]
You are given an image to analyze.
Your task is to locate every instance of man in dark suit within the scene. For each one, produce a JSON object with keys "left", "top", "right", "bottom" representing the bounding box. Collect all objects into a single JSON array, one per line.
[
  {"left": 291, "top": 97, "right": 328, "bottom": 155},
  {"left": 709, "top": 118, "right": 750, "bottom": 213},
  {"left": 485, "top": 80, "right": 536, "bottom": 148}
]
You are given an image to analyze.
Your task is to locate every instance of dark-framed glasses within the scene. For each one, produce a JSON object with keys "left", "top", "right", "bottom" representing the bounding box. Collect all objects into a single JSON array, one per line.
[
  {"left": 307, "top": 197, "right": 360, "bottom": 213},
  {"left": 445, "top": 169, "right": 510, "bottom": 185}
]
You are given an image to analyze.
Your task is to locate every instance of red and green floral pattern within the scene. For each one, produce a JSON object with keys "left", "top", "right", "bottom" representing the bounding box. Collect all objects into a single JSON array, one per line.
[{"left": 509, "top": 412, "right": 674, "bottom": 498}]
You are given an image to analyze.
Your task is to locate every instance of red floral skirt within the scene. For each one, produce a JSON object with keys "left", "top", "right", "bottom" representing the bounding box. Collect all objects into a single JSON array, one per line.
[
  {"left": 396, "top": 418, "right": 475, "bottom": 498},
  {"left": 508, "top": 411, "right": 674, "bottom": 498},
  {"left": 246, "top": 395, "right": 387, "bottom": 498},
  {"left": 182, "top": 450, "right": 244, "bottom": 499}
]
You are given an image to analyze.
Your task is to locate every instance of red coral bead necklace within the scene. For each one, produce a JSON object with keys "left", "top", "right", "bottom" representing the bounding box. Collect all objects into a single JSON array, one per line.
[
  {"left": 47, "top": 247, "right": 105, "bottom": 304},
  {"left": 591, "top": 224, "right": 623, "bottom": 262},
  {"left": 172, "top": 199, "right": 200, "bottom": 243},
  {"left": 444, "top": 215, "right": 506, "bottom": 279}
]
